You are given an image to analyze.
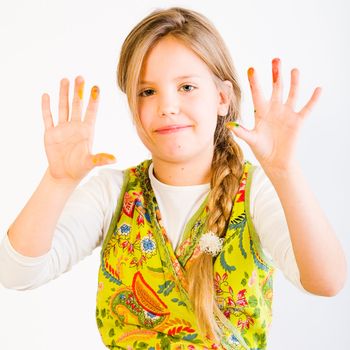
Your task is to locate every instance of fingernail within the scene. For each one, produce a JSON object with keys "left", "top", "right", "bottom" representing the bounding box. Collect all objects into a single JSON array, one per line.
[
  {"left": 61, "top": 78, "right": 69, "bottom": 86},
  {"left": 91, "top": 86, "right": 99, "bottom": 100},
  {"left": 78, "top": 82, "right": 84, "bottom": 100},
  {"left": 272, "top": 58, "right": 280, "bottom": 83},
  {"left": 248, "top": 67, "right": 254, "bottom": 79},
  {"left": 226, "top": 121, "right": 240, "bottom": 129}
]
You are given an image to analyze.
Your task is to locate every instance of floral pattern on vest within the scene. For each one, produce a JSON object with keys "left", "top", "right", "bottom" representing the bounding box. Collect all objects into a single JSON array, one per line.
[{"left": 96, "top": 159, "right": 274, "bottom": 350}]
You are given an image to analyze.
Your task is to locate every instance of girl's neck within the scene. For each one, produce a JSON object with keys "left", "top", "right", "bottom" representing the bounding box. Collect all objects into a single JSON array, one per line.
[{"left": 151, "top": 156, "right": 212, "bottom": 186}]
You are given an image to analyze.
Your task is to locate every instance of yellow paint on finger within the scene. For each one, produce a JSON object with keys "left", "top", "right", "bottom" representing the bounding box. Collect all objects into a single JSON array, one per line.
[
  {"left": 226, "top": 121, "right": 240, "bottom": 129},
  {"left": 78, "top": 82, "right": 85, "bottom": 100},
  {"left": 92, "top": 153, "right": 116, "bottom": 164},
  {"left": 91, "top": 86, "right": 99, "bottom": 100}
]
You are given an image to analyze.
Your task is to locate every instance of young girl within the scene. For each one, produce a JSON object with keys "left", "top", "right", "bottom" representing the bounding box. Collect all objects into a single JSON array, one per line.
[{"left": 0, "top": 6, "right": 346, "bottom": 350}]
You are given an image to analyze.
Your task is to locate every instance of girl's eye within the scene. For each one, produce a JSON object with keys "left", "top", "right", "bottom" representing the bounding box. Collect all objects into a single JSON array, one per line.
[
  {"left": 139, "top": 89, "right": 155, "bottom": 97},
  {"left": 181, "top": 85, "right": 195, "bottom": 92}
]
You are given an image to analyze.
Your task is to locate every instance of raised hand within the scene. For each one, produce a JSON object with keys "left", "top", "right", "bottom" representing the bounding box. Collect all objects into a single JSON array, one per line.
[
  {"left": 227, "top": 58, "right": 321, "bottom": 175},
  {"left": 42, "top": 76, "right": 116, "bottom": 184}
]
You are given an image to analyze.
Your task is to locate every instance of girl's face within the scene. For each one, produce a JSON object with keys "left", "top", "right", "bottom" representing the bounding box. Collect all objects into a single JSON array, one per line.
[{"left": 136, "top": 35, "right": 230, "bottom": 165}]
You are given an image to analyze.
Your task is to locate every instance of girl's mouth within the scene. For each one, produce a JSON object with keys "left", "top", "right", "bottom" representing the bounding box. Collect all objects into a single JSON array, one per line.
[{"left": 155, "top": 125, "right": 192, "bottom": 134}]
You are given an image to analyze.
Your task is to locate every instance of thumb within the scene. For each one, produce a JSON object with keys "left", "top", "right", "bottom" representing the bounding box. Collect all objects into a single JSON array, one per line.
[
  {"left": 226, "top": 122, "right": 255, "bottom": 147},
  {"left": 89, "top": 153, "right": 117, "bottom": 168}
]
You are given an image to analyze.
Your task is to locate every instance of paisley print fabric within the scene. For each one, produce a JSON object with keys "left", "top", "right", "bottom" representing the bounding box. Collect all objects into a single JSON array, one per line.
[{"left": 96, "top": 159, "right": 274, "bottom": 349}]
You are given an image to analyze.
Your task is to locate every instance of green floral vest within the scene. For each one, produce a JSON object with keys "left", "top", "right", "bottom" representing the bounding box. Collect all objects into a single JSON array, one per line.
[{"left": 96, "top": 159, "right": 274, "bottom": 350}]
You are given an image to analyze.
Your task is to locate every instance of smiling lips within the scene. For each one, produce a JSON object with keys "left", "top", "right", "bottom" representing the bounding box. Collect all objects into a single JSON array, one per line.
[{"left": 155, "top": 125, "right": 192, "bottom": 134}]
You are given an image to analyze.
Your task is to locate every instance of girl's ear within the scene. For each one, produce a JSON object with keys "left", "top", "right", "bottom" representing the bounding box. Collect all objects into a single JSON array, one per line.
[{"left": 217, "top": 80, "right": 233, "bottom": 116}]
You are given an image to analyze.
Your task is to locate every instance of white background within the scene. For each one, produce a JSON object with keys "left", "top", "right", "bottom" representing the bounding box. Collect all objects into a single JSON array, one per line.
[{"left": 0, "top": 0, "right": 349, "bottom": 349}]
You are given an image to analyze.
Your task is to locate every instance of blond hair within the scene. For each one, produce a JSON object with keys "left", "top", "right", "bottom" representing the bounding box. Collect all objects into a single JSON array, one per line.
[{"left": 117, "top": 7, "right": 244, "bottom": 342}]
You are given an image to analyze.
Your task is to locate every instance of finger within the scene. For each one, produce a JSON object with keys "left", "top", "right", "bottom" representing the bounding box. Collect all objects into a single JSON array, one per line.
[
  {"left": 286, "top": 68, "right": 299, "bottom": 109},
  {"left": 84, "top": 86, "right": 100, "bottom": 125},
  {"left": 71, "top": 76, "right": 84, "bottom": 122},
  {"left": 226, "top": 122, "right": 256, "bottom": 147},
  {"left": 58, "top": 78, "right": 69, "bottom": 124},
  {"left": 87, "top": 153, "right": 116, "bottom": 170},
  {"left": 298, "top": 87, "right": 322, "bottom": 118},
  {"left": 271, "top": 58, "right": 283, "bottom": 102},
  {"left": 247, "top": 67, "right": 266, "bottom": 114},
  {"left": 41, "top": 93, "right": 54, "bottom": 130}
]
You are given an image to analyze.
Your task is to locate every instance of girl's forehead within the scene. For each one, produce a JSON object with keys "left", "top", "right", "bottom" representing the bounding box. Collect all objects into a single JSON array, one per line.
[{"left": 140, "top": 37, "right": 213, "bottom": 82}]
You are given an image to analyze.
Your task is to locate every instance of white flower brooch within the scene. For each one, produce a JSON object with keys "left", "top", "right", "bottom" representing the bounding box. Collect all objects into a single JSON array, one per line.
[{"left": 198, "top": 231, "right": 224, "bottom": 257}]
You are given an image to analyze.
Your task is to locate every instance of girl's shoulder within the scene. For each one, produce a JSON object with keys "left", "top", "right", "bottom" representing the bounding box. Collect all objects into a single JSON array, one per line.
[
  {"left": 71, "top": 167, "right": 127, "bottom": 214},
  {"left": 80, "top": 166, "right": 127, "bottom": 191}
]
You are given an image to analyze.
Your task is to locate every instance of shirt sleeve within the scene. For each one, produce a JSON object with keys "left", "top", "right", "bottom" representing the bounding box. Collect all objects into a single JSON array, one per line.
[
  {"left": 249, "top": 165, "right": 311, "bottom": 294},
  {"left": 0, "top": 168, "right": 124, "bottom": 290}
]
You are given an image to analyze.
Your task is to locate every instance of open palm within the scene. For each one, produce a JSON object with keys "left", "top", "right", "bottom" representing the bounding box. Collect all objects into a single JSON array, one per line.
[
  {"left": 228, "top": 58, "right": 321, "bottom": 174},
  {"left": 42, "top": 76, "right": 116, "bottom": 183}
]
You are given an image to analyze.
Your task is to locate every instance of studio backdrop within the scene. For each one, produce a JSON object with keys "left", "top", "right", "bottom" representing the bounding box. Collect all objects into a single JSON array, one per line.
[{"left": 0, "top": 1, "right": 349, "bottom": 349}]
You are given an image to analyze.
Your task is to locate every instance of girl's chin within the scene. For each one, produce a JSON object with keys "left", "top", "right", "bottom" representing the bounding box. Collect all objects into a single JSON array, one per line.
[{"left": 151, "top": 149, "right": 203, "bottom": 164}]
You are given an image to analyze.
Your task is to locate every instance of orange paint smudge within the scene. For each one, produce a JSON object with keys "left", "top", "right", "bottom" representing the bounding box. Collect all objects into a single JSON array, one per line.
[
  {"left": 91, "top": 86, "right": 99, "bottom": 100},
  {"left": 248, "top": 67, "right": 254, "bottom": 79},
  {"left": 92, "top": 153, "right": 116, "bottom": 164}
]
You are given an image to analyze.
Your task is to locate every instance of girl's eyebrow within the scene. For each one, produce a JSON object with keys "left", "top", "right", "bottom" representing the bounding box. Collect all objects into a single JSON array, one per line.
[{"left": 139, "top": 75, "right": 201, "bottom": 85}]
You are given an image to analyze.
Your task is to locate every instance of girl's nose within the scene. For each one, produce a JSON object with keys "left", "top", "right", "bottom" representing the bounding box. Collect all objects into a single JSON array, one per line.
[{"left": 158, "top": 91, "right": 180, "bottom": 117}]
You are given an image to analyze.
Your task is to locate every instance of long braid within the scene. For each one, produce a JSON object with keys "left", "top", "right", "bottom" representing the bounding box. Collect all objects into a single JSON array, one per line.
[
  {"left": 208, "top": 131, "right": 244, "bottom": 236},
  {"left": 187, "top": 123, "right": 244, "bottom": 341}
]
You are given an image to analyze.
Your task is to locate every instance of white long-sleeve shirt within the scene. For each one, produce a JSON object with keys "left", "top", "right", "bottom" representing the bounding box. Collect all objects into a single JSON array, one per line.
[{"left": 0, "top": 162, "right": 307, "bottom": 293}]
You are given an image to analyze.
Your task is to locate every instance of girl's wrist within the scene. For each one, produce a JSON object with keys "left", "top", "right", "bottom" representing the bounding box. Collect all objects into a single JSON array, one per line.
[
  {"left": 44, "top": 168, "right": 81, "bottom": 190},
  {"left": 260, "top": 161, "right": 302, "bottom": 184}
]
